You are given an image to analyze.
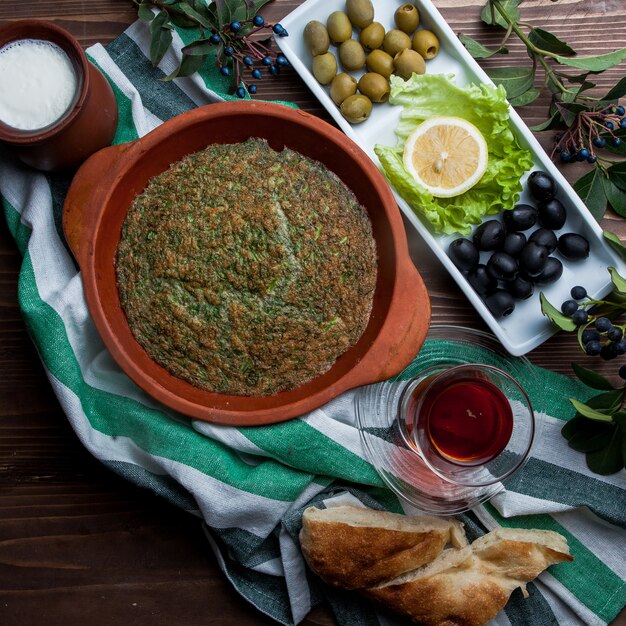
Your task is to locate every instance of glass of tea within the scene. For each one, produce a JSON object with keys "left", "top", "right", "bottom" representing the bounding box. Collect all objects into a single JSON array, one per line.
[{"left": 396, "top": 363, "right": 535, "bottom": 488}]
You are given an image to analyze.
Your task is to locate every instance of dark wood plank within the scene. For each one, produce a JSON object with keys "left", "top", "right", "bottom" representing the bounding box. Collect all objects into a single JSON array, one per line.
[{"left": 0, "top": 1, "right": 625, "bottom": 625}]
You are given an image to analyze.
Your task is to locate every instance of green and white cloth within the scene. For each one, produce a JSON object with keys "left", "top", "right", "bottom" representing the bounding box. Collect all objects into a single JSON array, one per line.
[{"left": 1, "top": 18, "right": 625, "bottom": 626}]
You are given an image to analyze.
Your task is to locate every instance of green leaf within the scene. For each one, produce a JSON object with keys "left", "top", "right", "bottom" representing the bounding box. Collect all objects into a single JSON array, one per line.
[
  {"left": 602, "top": 75, "right": 626, "bottom": 101},
  {"left": 528, "top": 28, "right": 575, "bottom": 55},
  {"left": 508, "top": 87, "right": 541, "bottom": 107},
  {"left": 539, "top": 292, "right": 577, "bottom": 331},
  {"left": 562, "top": 415, "right": 590, "bottom": 441},
  {"left": 573, "top": 168, "right": 608, "bottom": 222},
  {"left": 555, "top": 47, "right": 626, "bottom": 73},
  {"left": 177, "top": 2, "right": 213, "bottom": 28},
  {"left": 486, "top": 66, "right": 535, "bottom": 99},
  {"left": 554, "top": 100, "right": 587, "bottom": 127},
  {"left": 529, "top": 112, "right": 563, "bottom": 132},
  {"left": 612, "top": 411, "right": 626, "bottom": 427},
  {"left": 604, "top": 231, "right": 626, "bottom": 261},
  {"left": 606, "top": 160, "right": 626, "bottom": 192},
  {"left": 570, "top": 398, "right": 615, "bottom": 422},
  {"left": 586, "top": 427, "right": 624, "bottom": 474},
  {"left": 608, "top": 266, "right": 626, "bottom": 294},
  {"left": 138, "top": 2, "right": 155, "bottom": 21},
  {"left": 182, "top": 38, "right": 215, "bottom": 56},
  {"left": 162, "top": 52, "right": 207, "bottom": 80},
  {"left": 569, "top": 425, "right": 618, "bottom": 453},
  {"left": 458, "top": 33, "right": 508, "bottom": 59},
  {"left": 587, "top": 389, "right": 625, "bottom": 412},
  {"left": 149, "top": 10, "right": 173, "bottom": 67},
  {"left": 481, "top": 0, "right": 520, "bottom": 28},
  {"left": 604, "top": 178, "right": 626, "bottom": 217},
  {"left": 571, "top": 362, "right": 616, "bottom": 390}
]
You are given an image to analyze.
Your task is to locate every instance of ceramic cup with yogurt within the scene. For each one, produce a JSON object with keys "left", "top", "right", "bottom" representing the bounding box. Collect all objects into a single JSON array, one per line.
[{"left": 0, "top": 20, "right": 118, "bottom": 171}]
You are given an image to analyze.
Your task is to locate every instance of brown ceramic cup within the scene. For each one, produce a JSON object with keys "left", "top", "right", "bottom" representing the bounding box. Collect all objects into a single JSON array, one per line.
[{"left": 0, "top": 20, "right": 118, "bottom": 172}]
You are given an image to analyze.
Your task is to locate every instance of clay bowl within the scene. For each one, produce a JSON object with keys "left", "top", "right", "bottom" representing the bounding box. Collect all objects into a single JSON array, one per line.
[
  {"left": 0, "top": 20, "right": 117, "bottom": 171},
  {"left": 63, "top": 101, "right": 431, "bottom": 425}
]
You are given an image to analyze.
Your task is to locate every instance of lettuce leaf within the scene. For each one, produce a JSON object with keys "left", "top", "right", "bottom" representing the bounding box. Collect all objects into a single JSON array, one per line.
[{"left": 374, "top": 74, "right": 534, "bottom": 235}]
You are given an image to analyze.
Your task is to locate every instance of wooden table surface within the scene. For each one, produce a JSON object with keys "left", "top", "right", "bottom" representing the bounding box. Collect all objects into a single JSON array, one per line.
[{"left": 0, "top": 0, "right": 624, "bottom": 624}]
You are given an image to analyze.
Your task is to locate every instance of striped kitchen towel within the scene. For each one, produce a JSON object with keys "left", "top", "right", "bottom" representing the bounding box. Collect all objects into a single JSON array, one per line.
[{"left": 1, "top": 16, "right": 625, "bottom": 626}]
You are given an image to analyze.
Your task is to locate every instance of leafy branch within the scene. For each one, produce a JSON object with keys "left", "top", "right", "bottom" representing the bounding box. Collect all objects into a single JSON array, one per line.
[
  {"left": 132, "top": 0, "right": 289, "bottom": 95},
  {"left": 461, "top": 0, "right": 626, "bottom": 221}
]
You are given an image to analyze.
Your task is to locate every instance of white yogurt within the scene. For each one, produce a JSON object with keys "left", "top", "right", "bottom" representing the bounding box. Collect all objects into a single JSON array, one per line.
[{"left": 0, "top": 39, "right": 78, "bottom": 131}]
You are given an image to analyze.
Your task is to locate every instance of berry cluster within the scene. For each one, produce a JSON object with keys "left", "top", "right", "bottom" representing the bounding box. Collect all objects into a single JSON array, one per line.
[
  {"left": 560, "top": 286, "right": 626, "bottom": 360},
  {"left": 210, "top": 16, "right": 289, "bottom": 97},
  {"left": 553, "top": 105, "right": 626, "bottom": 164}
]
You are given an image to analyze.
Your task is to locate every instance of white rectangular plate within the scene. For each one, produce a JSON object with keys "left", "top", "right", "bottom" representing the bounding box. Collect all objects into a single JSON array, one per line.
[{"left": 276, "top": 0, "right": 626, "bottom": 356}]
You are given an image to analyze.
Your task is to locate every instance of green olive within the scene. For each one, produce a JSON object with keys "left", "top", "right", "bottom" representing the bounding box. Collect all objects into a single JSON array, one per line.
[
  {"left": 303, "top": 20, "right": 330, "bottom": 56},
  {"left": 359, "top": 21, "right": 385, "bottom": 51},
  {"left": 393, "top": 48, "right": 425, "bottom": 79},
  {"left": 366, "top": 49, "right": 395, "bottom": 79},
  {"left": 330, "top": 72, "right": 358, "bottom": 105},
  {"left": 394, "top": 3, "right": 420, "bottom": 34},
  {"left": 412, "top": 29, "right": 440, "bottom": 59},
  {"left": 346, "top": 0, "right": 374, "bottom": 29},
  {"left": 357, "top": 72, "right": 390, "bottom": 103},
  {"left": 340, "top": 94, "right": 373, "bottom": 124},
  {"left": 338, "top": 39, "right": 366, "bottom": 72},
  {"left": 312, "top": 51, "right": 337, "bottom": 85},
  {"left": 383, "top": 29, "right": 412, "bottom": 57},
  {"left": 327, "top": 11, "right": 352, "bottom": 44}
]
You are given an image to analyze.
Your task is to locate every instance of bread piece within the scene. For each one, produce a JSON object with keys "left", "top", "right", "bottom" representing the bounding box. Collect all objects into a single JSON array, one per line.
[
  {"left": 299, "top": 505, "right": 467, "bottom": 589},
  {"left": 364, "top": 527, "right": 573, "bottom": 626}
]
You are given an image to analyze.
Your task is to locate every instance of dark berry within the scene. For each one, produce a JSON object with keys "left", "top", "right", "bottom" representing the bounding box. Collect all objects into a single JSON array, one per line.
[
  {"left": 570, "top": 285, "right": 587, "bottom": 300},
  {"left": 587, "top": 155, "right": 597, "bottom": 164},
  {"left": 561, "top": 152, "right": 572, "bottom": 162},
  {"left": 224, "top": 46, "right": 234, "bottom": 56},
  {"left": 572, "top": 309, "right": 589, "bottom": 325},
  {"left": 503, "top": 204, "right": 538, "bottom": 232},
  {"left": 253, "top": 15, "right": 264, "bottom": 26},
  {"left": 595, "top": 317, "right": 612, "bottom": 332},
  {"left": 235, "top": 86, "right": 246, "bottom": 98},
  {"left": 613, "top": 138, "right": 622, "bottom": 147},
  {"left": 615, "top": 340, "right": 626, "bottom": 355},
  {"left": 448, "top": 238, "right": 479, "bottom": 272},
  {"left": 606, "top": 121, "right": 615, "bottom": 130},
  {"left": 230, "top": 21, "right": 242, "bottom": 32},
  {"left": 527, "top": 170, "right": 556, "bottom": 202},
  {"left": 620, "top": 365, "right": 626, "bottom": 379},
  {"left": 601, "top": 343, "right": 618, "bottom": 360},
  {"left": 538, "top": 198, "right": 567, "bottom": 230},
  {"left": 579, "top": 148, "right": 590, "bottom": 159},
  {"left": 557, "top": 233, "right": 590, "bottom": 260},
  {"left": 269, "top": 64, "right": 280, "bottom": 75},
  {"left": 593, "top": 137, "right": 606, "bottom": 148},
  {"left": 484, "top": 289, "right": 516, "bottom": 318},
  {"left": 220, "top": 66, "right": 230, "bottom": 76},
  {"left": 581, "top": 328, "right": 600, "bottom": 344},
  {"left": 561, "top": 299, "right": 579, "bottom": 316},
  {"left": 507, "top": 275, "right": 534, "bottom": 300},
  {"left": 486, "top": 252, "right": 518, "bottom": 281},
  {"left": 617, "top": 106, "right": 626, "bottom": 116},
  {"left": 620, "top": 117, "right": 626, "bottom": 128},
  {"left": 262, "top": 56, "right": 272, "bottom": 65},
  {"left": 607, "top": 326, "right": 623, "bottom": 342},
  {"left": 585, "top": 340, "right": 602, "bottom": 356},
  {"left": 528, "top": 228, "right": 558, "bottom": 253},
  {"left": 209, "top": 33, "right": 220, "bottom": 44},
  {"left": 252, "top": 68, "right": 262, "bottom": 79},
  {"left": 534, "top": 257, "right": 563, "bottom": 284},
  {"left": 467, "top": 265, "right": 497, "bottom": 296},
  {"left": 276, "top": 54, "right": 289, "bottom": 66},
  {"left": 248, "top": 84, "right": 257, "bottom": 94},
  {"left": 473, "top": 220, "right": 506, "bottom": 251},
  {"left": 519, "top": 242, "right": 548, "bottom": 276},
  {"left": 501, "top": 232, "right": 526, "bottom": 257},
  {"left": 243, "top": 55, "right": 254, "bottom": 66}
]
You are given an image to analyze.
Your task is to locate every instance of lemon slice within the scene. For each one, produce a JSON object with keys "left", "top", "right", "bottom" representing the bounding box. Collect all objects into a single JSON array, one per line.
[{"left": 403, "top": 116, "right": 488, "bottom": 198}]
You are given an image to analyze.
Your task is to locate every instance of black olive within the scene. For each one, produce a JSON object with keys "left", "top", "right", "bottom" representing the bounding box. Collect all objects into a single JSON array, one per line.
[
  {"left": 519, "top": 242, "right": 549, "bottom": 276},
  {"left": 467, "top": 264, "right": 497, "bottom": 296},
  {"left": 486, "top": 252, "right": 518, "bottom": 281},
  {"left": 501, "top": 232, "right": 526, "bottom": 257},
  {"left": 448, "top": 238, "right": 479, "bottom": 272},
  {"left": 527, "top": 170, "right": 557, "bottom": 202},
  {"left": 484, "top": 289, "right": 515, "bottom": 318},
  {"left": 528, "top": 227, "right": 558, "bottom": 253},
  {"left": 473, "top": 220, "right": 506, "bottom": 251},
  {"left": 507, "top": 275, "right": 534, "bottom": 300},
  {"left": 502, "top": 204, "right": 538, "bottom": 232},
  {"left": 538, "top": 198, "right": 567, "bottom": 230},
  {"left": 558, "top": 233, "right": 590, "bottom": 260},
  {"left": 534, "top": 257, "right": 563, "bottom": 284}
]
